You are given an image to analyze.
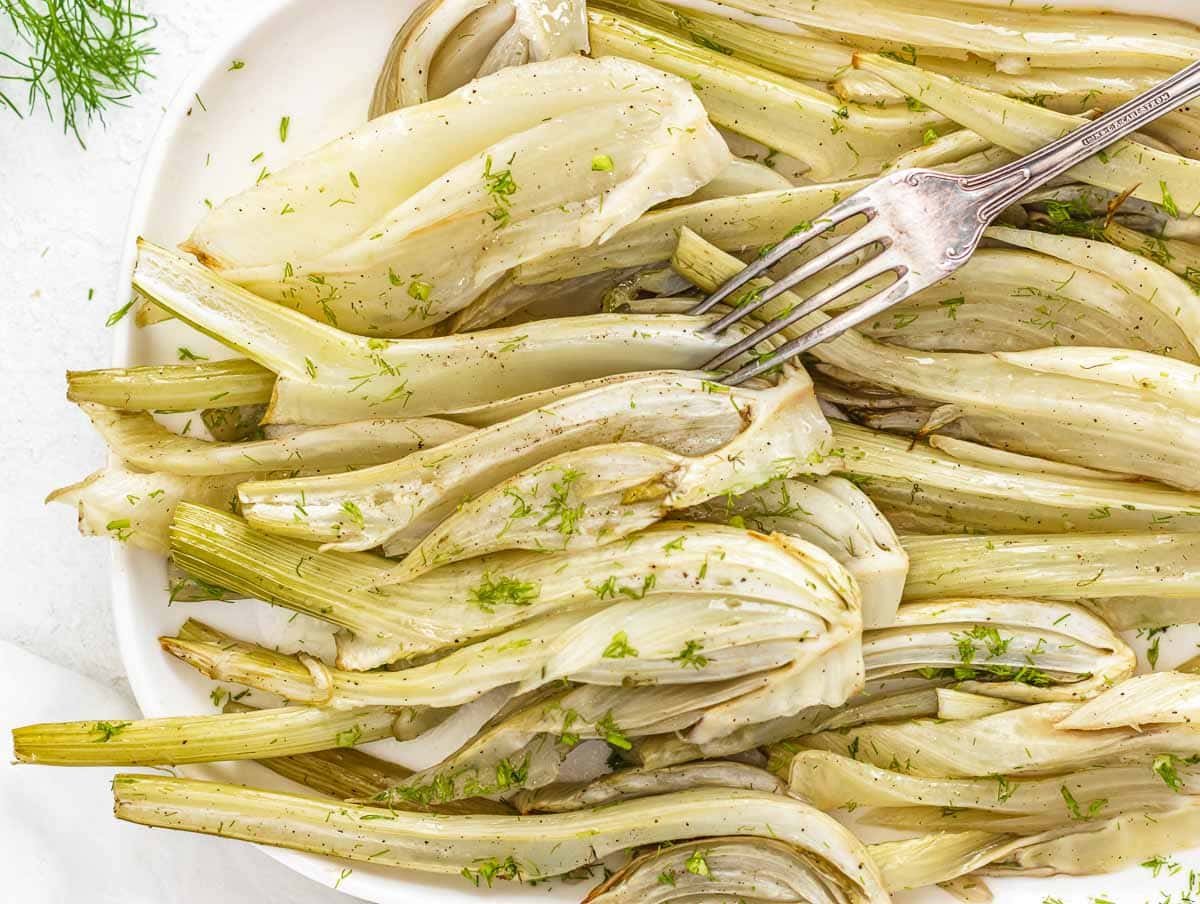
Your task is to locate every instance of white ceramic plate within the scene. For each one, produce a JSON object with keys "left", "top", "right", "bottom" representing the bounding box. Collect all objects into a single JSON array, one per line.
[{"left": 112, "top": 1, "right": 1200, "bottom": 901}]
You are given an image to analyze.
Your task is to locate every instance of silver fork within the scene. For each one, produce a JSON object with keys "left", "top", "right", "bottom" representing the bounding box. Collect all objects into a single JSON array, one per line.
[{"left": 693, "top": 59, "right": 1200, "bottom": 386}]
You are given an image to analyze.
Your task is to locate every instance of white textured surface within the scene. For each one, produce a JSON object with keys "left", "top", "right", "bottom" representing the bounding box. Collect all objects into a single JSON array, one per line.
[
  {"left": 0, "top": 641, "right": 356, "bottom": 903},
  {"left": 0, "top": 1, "right": 261, "bottom": 698}
]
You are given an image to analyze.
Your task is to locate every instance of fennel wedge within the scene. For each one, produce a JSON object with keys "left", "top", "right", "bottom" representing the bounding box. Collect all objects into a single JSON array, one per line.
[
  {"left": 66, "top": 359, "right": 274, "bottom": 411},
  {"left": 710, "top": 0, "right": 1200, "bottom": 72},
  {"left": 183, "top": 56, "right": 728, "bottom": 337},
  {"left": 585, "top": 836, "right": 872, "bottom": 902},
  {"left": 111, "top": 778, "right": 889, "bottom": 900},
  {"left": 674, "top": 228, "right": 1200, "bottom": 490},
  {"left": 789, "top": 751, "right": 1200, "bottom": 834},
  {"left": 170, "top": 504, "right": 861, "bottom": 671},
  {"left": 514, "top": 182, "right": 867, "bottom": 287},
  {"left": 372, "top": 368, "right": 833, "bottom": 581},
  {"left": 680, "top": 474, "right": 908, "bottom": 629},
  {"left": 236, "top": 370, "right": 831, "bottom": 554},
  {"left": 77, "top": 403, "right": 469, "bottom": 476},
  {"left": 133, "top": 239, "right": 739, "bottom": 425},
  {"left": 786, "top": 697, "right": 1200, "bottom": 779},
  {"left": 13, "top": 706, "right": 398, "bottom": 766},
  {"left": 901, "top": 531, "right": 1200, "bottom": 629},
  {"left": 857, "top": 53, "right": 1200, "bottom": 214},
  {"left": 587, "top": 7, "right": 943, "bottom": 181},
  {"left": 48, "top": 467, "right": 244, "bottom": 554},
  {"left": 826, "top": 419, "right": 1200, "bottom": 535},
  {"left": 372, "top": 0, "right": 589, "bottom": 113},
  {"left": 861, "top": 598, "right": 1134, "bottom": 703}
]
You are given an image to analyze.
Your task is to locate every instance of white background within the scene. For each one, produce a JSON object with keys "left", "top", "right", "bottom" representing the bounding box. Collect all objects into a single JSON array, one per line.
[{"left": 0, "top": 3, "right": 352, "bottom": 901}]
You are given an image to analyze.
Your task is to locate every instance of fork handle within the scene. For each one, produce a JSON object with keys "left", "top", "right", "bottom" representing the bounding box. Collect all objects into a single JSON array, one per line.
[{"left": 964, "top": 59, "right": 1200, "bottom": 222}]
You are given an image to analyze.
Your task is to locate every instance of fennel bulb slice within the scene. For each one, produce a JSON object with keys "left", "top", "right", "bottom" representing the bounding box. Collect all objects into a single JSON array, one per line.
[
  {"left": 827, "top": 420, "right": 1200, "bottom": 536},
  {"left": 377, "top": 366, "right": 830, "bottom": 579},
  {"left": 110, "top": 777, "right": 889, "bottom": 900},
  {"left": 708, "top": 0, "right": 1200, "bottom": 72},
  {"left": 183, "top": 55, "right": 729, "bottom": 336},
  {"left": 588, "top": 8, "right": 942, "bottom": 181},
  {"left": 171, "top": 505, "right": 860, "bottom": 671},
  {"left": 371, "top": 0, "right": 588, "bottom": 114},
  {"left": 237, "top": 371, "right": 832, "bottom": 555},
  {"left": 857, "top": 53, "right": 1200, "bottom": 214},
  {"left": 681, "top": 474, "right": 907, "bottom": 629},
  {"left": 78, "top": 403, "right": 470, "bottom": 476},
  {"left": 674, "top": 228, "right": 1200, "bottom": 489},
  {"left": 134, "top": 239, "right": 735, "bottom": 424}
]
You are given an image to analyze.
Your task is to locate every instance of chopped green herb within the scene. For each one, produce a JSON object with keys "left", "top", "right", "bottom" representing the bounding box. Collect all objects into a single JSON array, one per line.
[
  {"left": 461, "top": 856, "right": 521, "bottom": 887},
  {"left": 340, "top": 500, "right": 365, "bottom": 528},
  {"left": 498, "top": 334, "right": 527, "bottom": 353},
  {"left": 662, "top": 536, "right": 686, "bottom": 554},
  {"left": 670, "top": 639, "right": 709, "bottom": 670},
  {"left": 556, "top": 709, "right": 582, "bottom": 747},
  {"left": 994, "top": 774, "right": 1016, "bottom": 803},
  {"left": 602, "top": 631, "right": 638, "bottom": 659},
  {"left": 595, "top": 711, "right": 632, "bottom": 750},
  {"left": 881, "top": 44, "right": 918, "bottom": 65},
  {"left": 1161, "top": 180, "right": 1181, "bottom": 218},
  {"left": 1154, "top": 754, "right": 1185, "bottom": 792},
  {"left": 483, "top": 154, "right": 518, "bottom": 227},
  {"left": 684, "top": 849, "right": 711, "bottom": 878},
  {"left": 468, "top": 573, "right": 539, "bottom": 613},
  {"left": 105, "top": 518, "right": 132, "bottom": 541},
  {"left": 1142, "top": 854, "right": 1181, "bottom": 877},
  {"left": 105, "top": 298, "right": 135, "bottom": 327},
  {"left": 92, "top": 720, "right": 131, "bottom": 742},
  {"left": 589, "top": 575, "right": 619, "bottom": 599},
  {"left": 1060, "top": 784, "right": 1106, "bottom": 819},
  {"left": 690, "top": 33, "right": 732, "bottom": 55},
  {"left": 619, "top": 573, "right": 656, "bottom": 600},
  {"left": 537, "top": 468, "right": 584, "bottom": 540},
  {"left": 939, "top": 296, "right": 965, "bottom": 319}
]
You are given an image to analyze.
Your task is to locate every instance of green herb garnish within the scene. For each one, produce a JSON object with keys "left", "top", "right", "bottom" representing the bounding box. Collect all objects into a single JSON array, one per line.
[
  {"left": 0, "top": 0, "right": 156, "bottom": 146},
  {"left": 602, "top": 631, "right": 638, "bottom": 659},
  {"left": 468, "top": 573, "right": 539, "bottom": 613}
]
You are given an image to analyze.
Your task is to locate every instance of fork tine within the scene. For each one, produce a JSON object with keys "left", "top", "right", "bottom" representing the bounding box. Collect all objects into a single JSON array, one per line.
[
  {"left": 703, "top": 223, "right": 890, "bottom": 336},
  {"left": 687, "top": 193, "right": 876, "bottom": 317},
  {"left": 703, "top": 252, "right": 903, "bottom": 370},
  {"left": 720, "top": 276, "right": 915, "bottom": 386}
]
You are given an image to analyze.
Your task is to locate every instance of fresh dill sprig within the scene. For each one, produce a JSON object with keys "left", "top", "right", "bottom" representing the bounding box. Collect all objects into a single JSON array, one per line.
[{"left": 0, "top": 0, "right": 157, "bottom": 146}]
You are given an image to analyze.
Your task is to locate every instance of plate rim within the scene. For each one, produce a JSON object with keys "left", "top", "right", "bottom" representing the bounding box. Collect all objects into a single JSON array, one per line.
[{"left": 106, "top": 1, "right": 367, "bottom": 897}]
